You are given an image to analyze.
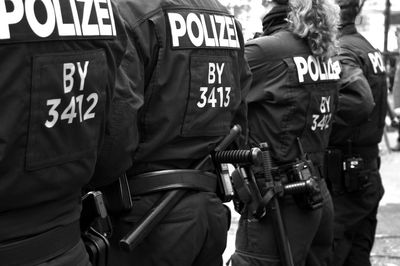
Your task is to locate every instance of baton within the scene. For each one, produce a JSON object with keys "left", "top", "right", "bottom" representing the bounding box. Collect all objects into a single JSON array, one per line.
[
  {"left": 119, "top": 124, "right": 242, "bottom": 251},
  {"left": 259, "top": 142, "right": 294, "bottom": 266}
]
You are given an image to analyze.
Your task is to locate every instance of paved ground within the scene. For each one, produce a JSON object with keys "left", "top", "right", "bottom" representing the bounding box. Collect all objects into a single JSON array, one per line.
[
  {"left": 370, "top": 129, "right": 400, "bottom": 266},
  {"left": 223, "top": 128, "right": 400, "bottom": 265}
]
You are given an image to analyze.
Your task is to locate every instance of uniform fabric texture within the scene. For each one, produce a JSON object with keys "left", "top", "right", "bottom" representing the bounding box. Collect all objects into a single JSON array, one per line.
[{"left": 109, "top": 191, "right": 230, "bottom": 266}]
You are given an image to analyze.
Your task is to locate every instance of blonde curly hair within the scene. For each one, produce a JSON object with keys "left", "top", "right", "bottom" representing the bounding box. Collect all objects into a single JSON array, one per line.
[{"left": 287, "top": 0, "right": 340, "bottom": 59}]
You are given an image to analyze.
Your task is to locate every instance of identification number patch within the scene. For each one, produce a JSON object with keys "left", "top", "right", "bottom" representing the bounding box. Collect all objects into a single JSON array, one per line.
[
  {"left": 181, "top": 55, "right": 238, "bottom": 137},
  {"left": 26, "top": 50, "right": 107, "bottom": 170}
]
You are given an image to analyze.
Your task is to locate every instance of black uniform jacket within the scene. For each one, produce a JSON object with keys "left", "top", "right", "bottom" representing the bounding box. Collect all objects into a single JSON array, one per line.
[
  {"left": 245, "top": 29, "right": 340, "bottom": 168},
  {"left": 0, "top": 1, "right": 130, "bottom": 243},
  {"left": 330, "top": 24, "right": 387, "bottom": 158},
  {"left": 117, "top": 0, "right": 252, "bottom": 175}
]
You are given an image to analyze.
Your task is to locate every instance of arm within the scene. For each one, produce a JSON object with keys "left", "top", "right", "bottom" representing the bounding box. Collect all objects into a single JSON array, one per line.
[
  {"left": 233, "top": 22, "right": 253, "bottom": 148},
  {"left": 333, "top": 50, "right": 375, "bottom": 127},
  {"left": 90, "top": 15, "right": 145, "bottom": 188}
]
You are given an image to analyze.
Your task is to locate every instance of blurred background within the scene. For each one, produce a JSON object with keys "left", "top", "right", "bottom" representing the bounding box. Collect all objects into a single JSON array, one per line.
[
  {"left": 218, "top": 1, "right": 400, "bottom": 265},
  {"left": 219, "top": 0, "right": 400, "bottom": 51}
]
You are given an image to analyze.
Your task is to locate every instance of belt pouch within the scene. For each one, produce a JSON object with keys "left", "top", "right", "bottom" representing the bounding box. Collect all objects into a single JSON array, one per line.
[
  {"left": 100, "top": 174, "right": 133, "bottom": 214},
  {"left": 325, "top": 149, "right": 344, "bottom": 194}
]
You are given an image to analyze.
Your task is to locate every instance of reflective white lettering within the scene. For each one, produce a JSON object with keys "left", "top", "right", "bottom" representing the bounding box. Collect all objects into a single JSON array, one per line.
[
  {"left": 216, "top": 63, "right": 225, "bottom": 83},
  {"left": 0, "top": 0, "right": 24, "bottom": 39},
  {"left": 320, "top": 96, "right": 331, "bottom": 113},
  {"left": 308, "top": 56, "right": 319, "bottom": 81},
  {"left": 317, "top": 58, "right": 327, "bottom": 80},
  {"left": 208, "top": 62, "right": 225, "bottom": 84},
  {"left": 294, "top": 55, "right": 340, "bottom": 83},
  {"left": 53, "top": 0, "right": 75, "bottom": 36},
  {"left": 168, "top": 12, "right": 240, "bottom": 49},
  {"left": 368, "top": 52, "right": 385, "bottom": 74},
  {"left": 225, "top": 16, "right": 238, "bottom": 48},
  {"left": 69, "top": 0, "right": 82, "bottom": 35},
  {"left": 200, "top": 14, "right": 215, "bottom": 47},
  {"left": 94, "top": 0, "right": 112, "bottom": 35},
  {"left": 209, "top": 15, "right": 219, "bottom": 46},
  {"left": 64, "top": 63, "right": 76, "bottom": 94},
  {"left": 215, "top": 15, "right": 229, "bottom": 47},
  {"left": 187, "top": 13, "right": 203, "bottom": 47},
  {"left": 77, "top": 61, "right": 89, "bottom": 91},
  {"left": 325, "top": 97, "right": 330, "bottom": 112},
  {"left": 208, "top": 63, "right": 216, "bottom": 84},
  {"left": 231, "top": 17, "right": 240, "bottom": 48},
  {"left": 0, "top": 0, "right": 117, "bottom": 40},
  {"left": 168, "top": 13, "right": 186, "bottom": 47},
  {"left": 293, "top": 56, "right": 308, "bottom": 83},
  {"left": 106, "top": 0, "right": 116, "bottom": 35},
  {"left": 25, "top": 0, "right": 56, "bottom": 38},
  {"left": 331, "top": 59, "right": 341, "bottom": 79},
  {"left": 312, "top": 96, "right": 332, "bottom": 131},
  {"left": 45, "top": 93, "right": 98, "bottom": 127},
  {"left": 78, "top": 0, "right": 99, "bottom": 36}
]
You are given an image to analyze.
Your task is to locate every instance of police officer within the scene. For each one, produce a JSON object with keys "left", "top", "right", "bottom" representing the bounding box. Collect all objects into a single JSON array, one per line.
[
  {"left": 326, "top": 0, "right": 387, "bottom": 265},
  {"left": 0, "top": 1, "right": 136, "bottom": 265},
  {"left": 230, "top": 0, "right": 341, "bottom": 265},
  {"left": 102, "top": 0, "right": 252, "bottom": 265}
]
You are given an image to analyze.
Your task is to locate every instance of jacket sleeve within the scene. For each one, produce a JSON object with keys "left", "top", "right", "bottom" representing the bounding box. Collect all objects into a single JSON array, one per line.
[
  {"left": 333, "top": 49, "right": 375, "bottom": 127},
  {"left": 232, "top": 21, "right": 252, "bottom": 148},
  {"left": 90, "top": 12, "right": 145, "bottom": 188}
]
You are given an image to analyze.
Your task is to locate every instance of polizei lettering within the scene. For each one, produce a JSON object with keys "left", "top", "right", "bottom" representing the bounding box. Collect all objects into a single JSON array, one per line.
[
  {"left": 167, "top": 11, "right": 240, "bottom": 49},
  {"left": 368, "top": 51, "right": 385, "bottom": 74},
  {"left": 0, "top": 0, "right": 116, "bottom": 41},
  {"left": 293, "top": 56, "right": 341, "bottom": 83}
]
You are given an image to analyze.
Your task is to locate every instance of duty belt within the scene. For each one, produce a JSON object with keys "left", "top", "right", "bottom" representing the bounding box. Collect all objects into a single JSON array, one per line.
[
  {"left": 0, "top": 221, "right": 80, "bottom": 266},
  {"left": 326, "top": 147, "right": 380, "bottom": 170},
  {"left": 364, "top": 157, "right": 379, "bottom": 170},
  {"left": 128, "top": 169, "right": 218, "bottom": 196},
  {"left": 254, "top": 163, "right": 323, "bottom": 182},
  {"left": 331, "top": 144, "right": 379, "bottom": 159}
]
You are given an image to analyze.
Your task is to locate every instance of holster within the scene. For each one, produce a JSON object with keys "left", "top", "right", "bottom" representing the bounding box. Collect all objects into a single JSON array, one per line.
[
  {"left": 231, "top": 168, "right": 251, "bottom": 214},
  {"left": 325, "top": 149, "right": 370, "bottom": 194},
  {"left": 100, "top": 174, "right": 133, "bottom": 214},
  {"left": 231, "top": 167, "right": 264, "bottom": 217},
  {"left": 80, "top": 191, "right": 112, "bottom": 266},
  {"left": 215, "top": 163, "right": 235, "bottom": 202},
  {"left": 342, "top": 156, "right": 369, "bottom": 192},
  {"left": 82, "top": 227, "right": 109, "bottom": 266},
  {"left": 324, "top": 149, "right": 345, "bottom": 194},
  {"left": 273, "top": 160, "right": 323, "bottom": 210}
]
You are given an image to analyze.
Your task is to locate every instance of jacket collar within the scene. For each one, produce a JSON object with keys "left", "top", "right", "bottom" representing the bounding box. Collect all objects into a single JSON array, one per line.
[
  {"left": 339, "top": 23, "right": 358, "bottom": 37},
  {"left": 262, "top": 5, "right": 289, "bottom": 35}
]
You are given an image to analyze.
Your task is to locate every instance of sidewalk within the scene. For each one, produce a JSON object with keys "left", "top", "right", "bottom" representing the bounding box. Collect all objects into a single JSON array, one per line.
[
  {"left": 371, "top": 129, "right": 400, "bottom": 266},
  {"left": 223, "top": 129, "right": 400, "bottom": 266}
]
